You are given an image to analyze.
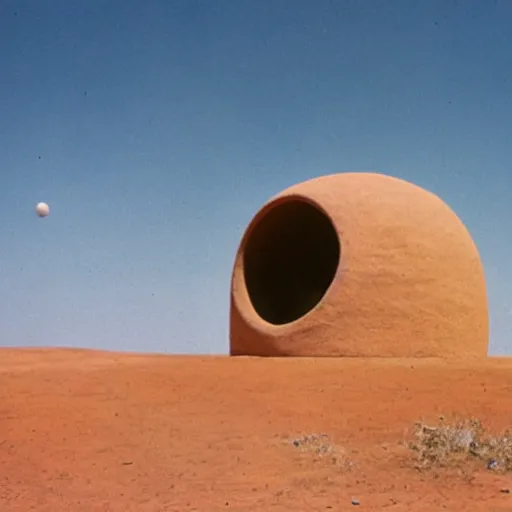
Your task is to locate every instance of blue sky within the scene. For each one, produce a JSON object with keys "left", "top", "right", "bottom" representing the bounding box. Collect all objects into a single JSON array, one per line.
[{"left": 1, "top": 0, "right": 511, "bottom": 355}]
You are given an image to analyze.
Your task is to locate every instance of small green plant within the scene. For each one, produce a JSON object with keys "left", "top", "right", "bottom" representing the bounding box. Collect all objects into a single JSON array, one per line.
[{"left": 409, "top": 416, "right": 512, "bottom": 473}]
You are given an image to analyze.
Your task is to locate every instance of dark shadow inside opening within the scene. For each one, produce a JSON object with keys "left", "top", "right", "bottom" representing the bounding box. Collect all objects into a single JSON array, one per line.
[{"left": 243, "top": 199, "right": 341, "bottom": 325}]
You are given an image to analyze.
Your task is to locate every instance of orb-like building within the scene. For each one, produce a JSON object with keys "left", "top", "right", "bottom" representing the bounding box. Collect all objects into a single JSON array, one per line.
[{"left": 229, "top": 172, "right": 488, "bottom": 358}]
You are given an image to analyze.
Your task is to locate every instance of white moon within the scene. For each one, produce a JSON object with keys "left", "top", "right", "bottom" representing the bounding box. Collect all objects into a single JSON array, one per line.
[{"left": 35, "top": 202, "right": 50, "bottom": 217}]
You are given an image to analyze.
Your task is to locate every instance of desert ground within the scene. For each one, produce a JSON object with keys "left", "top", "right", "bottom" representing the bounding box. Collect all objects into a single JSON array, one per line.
[{"left": 2, "top": 348, "right": 512, "bottom": 511}]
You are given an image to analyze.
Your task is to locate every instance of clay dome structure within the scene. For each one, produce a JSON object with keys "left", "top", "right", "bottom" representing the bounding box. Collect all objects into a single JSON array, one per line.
[{"left": 229, "top": 172, "right": 488, "bottom": 359}]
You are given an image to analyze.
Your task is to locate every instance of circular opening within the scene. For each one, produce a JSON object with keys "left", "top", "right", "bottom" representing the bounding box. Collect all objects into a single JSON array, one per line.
[{"left": 243, "top": 198, "right": 341, "bottom": 325}]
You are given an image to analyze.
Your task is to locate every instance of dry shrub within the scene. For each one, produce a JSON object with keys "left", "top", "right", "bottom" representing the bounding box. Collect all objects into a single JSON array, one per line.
[
  {"left": 290, "top": 433, "right": 353, "bottom": 470},
  {"left": 409, "top": 416, "right": 512, "bottom": 473}
]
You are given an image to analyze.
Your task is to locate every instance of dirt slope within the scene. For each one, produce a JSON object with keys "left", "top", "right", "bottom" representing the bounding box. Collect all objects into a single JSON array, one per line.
[{"left": 1, "top": 349, "right": 512, "bottom": 511}]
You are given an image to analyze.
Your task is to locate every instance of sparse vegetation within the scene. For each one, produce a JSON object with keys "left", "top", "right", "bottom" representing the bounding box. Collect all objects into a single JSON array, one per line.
[
  {"left": 408, "top": 416, "right": 512, "bottom": 473},
  {"left": 289, "top": 433, "right": 354, "bottom": 470}
]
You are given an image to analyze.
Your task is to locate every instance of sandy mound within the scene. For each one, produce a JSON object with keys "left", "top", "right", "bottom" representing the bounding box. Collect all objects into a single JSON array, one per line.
[{"left": 2, "top": 348, "right": 512, "bottom": 511}]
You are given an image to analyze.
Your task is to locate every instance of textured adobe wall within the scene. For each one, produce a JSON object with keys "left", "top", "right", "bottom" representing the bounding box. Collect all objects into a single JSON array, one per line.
[{"left": 230, "top": 172, "right": 488, "bottom": 358}]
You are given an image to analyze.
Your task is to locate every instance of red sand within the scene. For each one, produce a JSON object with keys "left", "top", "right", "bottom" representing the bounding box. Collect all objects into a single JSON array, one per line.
[{"left": 2, "top": 348, "right": 512, "bottom": 511}]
